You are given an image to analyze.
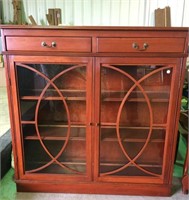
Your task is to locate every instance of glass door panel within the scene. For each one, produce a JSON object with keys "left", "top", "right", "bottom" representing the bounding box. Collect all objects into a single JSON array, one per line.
[
  {"left": 16, "top": 62, "right": 89, "bottom": 176},
  {"left": 99, "top": 64, "right": 172, "bottom": 179}
]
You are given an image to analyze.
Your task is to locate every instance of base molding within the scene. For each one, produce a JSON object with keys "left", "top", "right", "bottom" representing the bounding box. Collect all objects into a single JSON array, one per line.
[{"left": 16, "top": 180, "right": 171, "bottom": 196}]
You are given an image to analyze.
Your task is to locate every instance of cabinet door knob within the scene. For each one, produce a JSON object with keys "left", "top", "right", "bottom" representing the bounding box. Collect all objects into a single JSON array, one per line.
[
  {"left": 41, "top": 41, "right": 56, "bottom": 48},
  {"left": 95, "top": 123, "right": 100, "bottom": 126}
]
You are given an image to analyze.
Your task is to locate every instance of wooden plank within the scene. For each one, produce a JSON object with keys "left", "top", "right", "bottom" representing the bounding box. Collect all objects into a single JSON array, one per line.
[
  {"left": 12, "top": 0, "right": 22, "bottom": 24},
  {"left": 155, "top": 6, "right": 171, "bottom": 27},
  {"left": 28, "top": 15, "right": 37, "bottom": 25}
]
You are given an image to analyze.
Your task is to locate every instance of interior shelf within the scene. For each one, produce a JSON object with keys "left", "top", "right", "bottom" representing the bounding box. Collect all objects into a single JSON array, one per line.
[
  {"left": 100, "top": 123, "right": 167, "bottom": 129},
  {"left": 21, "top": 121, "right": 86, "bottom": 127},
  {"left": 99, "top": 162, "right": 162, "bottom": 168},
  {"left": 20, "top": 96, "right": 168, "bottom": 103},
  {"left": 102, "top": 97, "right": 169, "bottom": 102},
  {"left": 22, "top": 123, "right": 86, "bottom": 141},
  {"left": 24, "top": 136, "right": 86, "bottom": 141},
  {"left": 20, "top": 89, "right": 86, "bottom": 98},
  {"left": 25, "top": 161, "right": 87, "bottom": 174},
  {"left": 101, "top": 138, "right": 164, "bottom": 143},
  {"left": 24, "top": 135, "right": 163, "bottom": 143},
  {"left": 20, "top": 96, "right": 86, "bottom": 101},
  {"left": 101, "top": 90, "right": 170, "bottom": 96},
  {"left": 19, "top": 89, "right": 170, "bottom": 103},
  {"left": 21, "top": 121, "right": 166, "bottom": 129}
]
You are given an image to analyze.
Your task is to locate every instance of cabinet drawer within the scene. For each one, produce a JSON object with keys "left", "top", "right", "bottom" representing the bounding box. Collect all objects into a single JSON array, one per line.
[
  {"left": 6, "top": 37, "right": 92, "bottom": 52},
  {"left": 97, "top": 37, "right": 185, "bottom": 53}
]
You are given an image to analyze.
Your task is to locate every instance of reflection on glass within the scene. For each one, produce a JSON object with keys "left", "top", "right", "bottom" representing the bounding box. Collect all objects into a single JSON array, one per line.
[
  {"left": 100, "top": 65, "right": 172, "bottom": 177},
  {"left": 16, "top": 63, "right": 87, "bottom": 174}
]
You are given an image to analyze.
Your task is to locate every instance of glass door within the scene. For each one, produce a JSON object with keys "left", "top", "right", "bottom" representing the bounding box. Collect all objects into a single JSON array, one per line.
[
  {"left": 94, "top": 57, "right": 176, "bottom": 183},
  {"left": 11, "top": 56, "right": 92, "bottom": 181}
]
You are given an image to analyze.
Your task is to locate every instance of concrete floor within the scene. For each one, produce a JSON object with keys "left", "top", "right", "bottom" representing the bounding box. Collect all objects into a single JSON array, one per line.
[{"left": 0, "top": 87, "right": 10, "bottom": 137}]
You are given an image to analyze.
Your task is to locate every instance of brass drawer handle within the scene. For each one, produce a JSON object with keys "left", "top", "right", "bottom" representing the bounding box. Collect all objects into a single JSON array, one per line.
[
  {"left": 132, "top": 42, "right": 139, "bottom": 49},
  {"left": 41, "top": 41, "right": 56, "bottom": 48},
  {"left": 132, "top": 42, "right": 149, "bottom": 51}
]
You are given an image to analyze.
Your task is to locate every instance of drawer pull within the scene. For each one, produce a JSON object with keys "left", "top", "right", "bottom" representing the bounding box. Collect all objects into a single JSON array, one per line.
[
  {"left": 41, "top": 41, "right": 56, "bottom": 48},
  {"left": 132, "top": 42, "right": 139, "bottom": 49},
  {"left": 132, "top": 42, "right": 149, "bottom": 51}
]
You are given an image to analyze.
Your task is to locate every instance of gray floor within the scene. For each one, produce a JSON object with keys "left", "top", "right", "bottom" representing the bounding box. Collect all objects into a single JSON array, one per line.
[
  {"left": 8, "top": 188, "right": 189, "bottom": 200},
  {"left": 16, "top": 177, "right": 189, "bottom": 200},
  {"left": 0, "top": 87, "right": 10, "bottom": 137}
]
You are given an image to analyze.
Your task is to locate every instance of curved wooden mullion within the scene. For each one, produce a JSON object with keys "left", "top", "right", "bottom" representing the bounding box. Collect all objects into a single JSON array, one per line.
[
  {"left": 102, "top": 83, "right": 155, "bottom": 176},
  {"left": 101, "top": 65, "right": 173, "bottom": 176},
  {"left": 101, "top": 65, "right": 154, "bottom": 176},
  {"left": 18, "top": 64, "right": 84, "bottom": 175},
  {"left": 116, "top": 65, "right": 173, "bottom": 176},
  {"left": 51, "top": 64, "right": 86, "bottom": 80},
  {"left": 100, "top": 65, "right": 172, "bottom": 177},
  {"left": 19, "top": 64, "right": 81, "bottom": 174}
]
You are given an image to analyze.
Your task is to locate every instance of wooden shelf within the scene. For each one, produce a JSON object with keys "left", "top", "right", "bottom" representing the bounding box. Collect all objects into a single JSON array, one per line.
[
  {"left": 21, "top": 121, "right": 166, "bottom": 130},
  {"left": 22, "top": 123, "right": 86, "bottom": 140},
  {"left": 20, "top": 89, "right": 86, "bottom": 98},
  {"left": 101, "top": 138, "right": 164, "bottom": 143},
  {"left": 20, "top": 96, "right": 86, "bottom": 101},
  {"left": 26, "top": 161, "right": 161, "bottom": 168},
  {"left": 19, "top": 90, "right": 169, "bottom": 103},
  {"left": 21, "top": 121, "right": 86, "bottom": 127},
  {"left": 20, "top": 96, "right": 168, "bottom": 103},
  {"left": 100, "top": 123, "right": 167, "bottom": 129},
  {"left": 25, "top": 160, "right": 87, "bottom": 166},
  {"left": 38, "top": 123, "right": 86, "bottom": 127},
  {"left": 24, "top": 136, "right": 86, "bottom": 141},
  {"left": 25, "top": 161, "right": 87, "bottom": 174},
  {"left": 100, "top": 162, "right": 162, "bottom": 168},
  {"left": 103, "top": 97, "right": 169, "bottom": 103},
  {"left": 22, "top": 121, "right": 36, "bottom": 124}
]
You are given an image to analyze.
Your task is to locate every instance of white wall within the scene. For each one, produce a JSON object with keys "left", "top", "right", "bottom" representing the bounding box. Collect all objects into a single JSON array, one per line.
[{"left": 1, "top": 0, "right": 189, "bottom": 26}]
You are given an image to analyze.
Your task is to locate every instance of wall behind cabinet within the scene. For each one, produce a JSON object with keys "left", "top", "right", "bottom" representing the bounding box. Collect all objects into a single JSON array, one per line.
[{"left": 1, "top": 0, "right": 189, "bottom": 26}]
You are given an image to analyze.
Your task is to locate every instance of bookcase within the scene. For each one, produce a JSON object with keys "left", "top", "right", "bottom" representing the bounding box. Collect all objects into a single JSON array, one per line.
[{"left": 0, "top": 26, "right": 188, "bottom": 196}]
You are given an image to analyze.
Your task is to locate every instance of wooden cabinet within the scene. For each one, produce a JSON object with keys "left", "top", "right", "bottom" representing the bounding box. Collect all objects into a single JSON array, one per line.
[{"left": 0, "top": 26, "right": 188, "bottom": 196}]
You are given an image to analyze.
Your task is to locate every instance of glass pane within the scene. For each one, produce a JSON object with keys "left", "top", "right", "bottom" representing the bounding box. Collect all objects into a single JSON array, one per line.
[
  {"left": 100, "top": 64, "right": 172, "bottom": 177},
  {"left": 16, "top": 63, "right": 87, "bottom": 175}
]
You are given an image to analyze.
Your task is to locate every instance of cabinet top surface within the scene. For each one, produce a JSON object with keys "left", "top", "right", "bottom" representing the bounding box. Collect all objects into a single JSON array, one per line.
[{"left": 0, "top": 25, "right": 188, "bottom": 32}]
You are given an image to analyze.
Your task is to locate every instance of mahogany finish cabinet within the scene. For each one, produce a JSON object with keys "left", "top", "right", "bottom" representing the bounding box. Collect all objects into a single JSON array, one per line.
[{"left": 0, "top": 26, "right": 188, "bottom": 196}]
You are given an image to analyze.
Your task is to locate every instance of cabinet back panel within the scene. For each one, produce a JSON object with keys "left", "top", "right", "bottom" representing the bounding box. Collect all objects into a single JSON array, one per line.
[
  {"left": 100, "top": 141, "right": 164, "bottom": 164},
  {"left": 24, "top": 140, "right": 86, "bottom": 174}
]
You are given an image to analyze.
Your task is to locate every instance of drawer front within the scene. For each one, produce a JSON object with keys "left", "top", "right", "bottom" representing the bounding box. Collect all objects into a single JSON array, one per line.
[
  {"left": 97, "top": 37, "right": 185, "bottom": 53},
  {"left": 6, "top": 37, "right": 92, "bottom": 52}
]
